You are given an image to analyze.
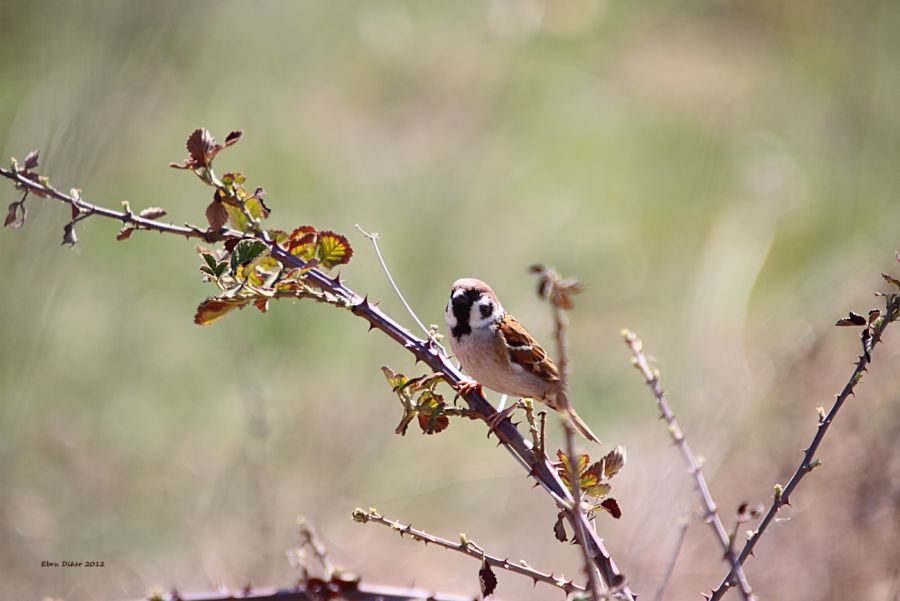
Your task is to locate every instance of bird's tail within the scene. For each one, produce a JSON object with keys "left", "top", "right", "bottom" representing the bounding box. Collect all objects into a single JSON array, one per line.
[{"left": 568, "top": 407, "right": 601, "bottom": 444}]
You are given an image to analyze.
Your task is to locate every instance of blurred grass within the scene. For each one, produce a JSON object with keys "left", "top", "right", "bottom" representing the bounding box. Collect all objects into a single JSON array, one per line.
[{"left": 2, "top": 1, "right": 900, "bottom": 600}]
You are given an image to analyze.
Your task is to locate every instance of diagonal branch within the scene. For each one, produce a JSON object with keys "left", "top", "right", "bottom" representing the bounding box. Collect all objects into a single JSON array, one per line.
[
  {"left": 708, "top": 291, "right": 900, "bottom": 600},
  {"left": 622, "top": 330, "right": 754, "bottom": 600},
  {"left": 0, "top": 165, "right": 636, "bottom": 601},
  {"left": 352, "top": 508, "right": 587, "bottom": 595}
]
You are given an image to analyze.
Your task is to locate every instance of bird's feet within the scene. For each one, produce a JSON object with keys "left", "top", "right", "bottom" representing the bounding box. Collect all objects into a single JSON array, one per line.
[
  {"left": 485, "top": 400, "right": 525, "bottom": 439},
  {"left": 456, "top": 378, "right": 483, "bottom": 397}
]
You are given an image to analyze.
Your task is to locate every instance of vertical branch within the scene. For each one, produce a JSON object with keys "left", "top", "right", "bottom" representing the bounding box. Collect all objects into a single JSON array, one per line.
[
  {"left": 552, "top": 296, "right": 605, "bottom": 601},
  {"left": 622, "top": 330, "right": 754, "bottom": 600}
]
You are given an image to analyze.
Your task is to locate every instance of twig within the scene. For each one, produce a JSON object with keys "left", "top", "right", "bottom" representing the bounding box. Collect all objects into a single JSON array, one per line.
[
  {"left": 653, "top": 514, "right": 695, "bottom": 601},
  {"left": 622, "top": 330, "right": 753, "bottom": 601},
  {"left": 1, "top": 163, "right": 635, "bottom": 600},
  {"left": 709, "top": 291, "right": 900, "bottom": 600},
  {"left": 352, "top": 508, "right": 586, "bottom": 595},
  {"left": 523, "top": 401, "right": 546, "bottom": 458},
  {"left": 355, "top": 224, "right": 444, "bottom": 353},
  {"left": 296, "top": 518, "right": 333, "bottom": 578}
]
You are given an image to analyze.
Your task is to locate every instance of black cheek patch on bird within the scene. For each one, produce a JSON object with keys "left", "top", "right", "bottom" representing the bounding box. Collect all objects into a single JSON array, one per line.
[{"left": 479, "top": 302, "right": 493, "bottom": 319}]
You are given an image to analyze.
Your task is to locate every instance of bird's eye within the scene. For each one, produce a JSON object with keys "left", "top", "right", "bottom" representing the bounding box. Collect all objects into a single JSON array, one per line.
[{"left": 479, "top": 302, "right": 493, "bottom": 319}]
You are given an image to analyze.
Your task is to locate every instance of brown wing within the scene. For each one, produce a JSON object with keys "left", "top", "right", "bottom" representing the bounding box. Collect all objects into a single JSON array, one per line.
[{"left": 497, "top": 313, "right": 560, "bottom": 384}]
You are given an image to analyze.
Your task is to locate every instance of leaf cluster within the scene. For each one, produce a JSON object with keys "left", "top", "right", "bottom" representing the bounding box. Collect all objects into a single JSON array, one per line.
[
  {"left": 553, "top": 447, "right": 625, "bottom": 542},
  {"left": 381, "top": 367, "right": 477, "bottom": 436}
]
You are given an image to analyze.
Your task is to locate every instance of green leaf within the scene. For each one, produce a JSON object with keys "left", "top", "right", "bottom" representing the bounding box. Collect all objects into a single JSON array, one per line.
[
  {"left": 201, "top": 252, "right": 218, "bottom": 271},
  {"left": 601, "top": 445, "right": 626, "bottom": 479},
  {"left": 230, "top": 239, "right": 267, "bottom": 272},
  {"left": 381, "top": 366, "right": 409, "bottom": 393}
]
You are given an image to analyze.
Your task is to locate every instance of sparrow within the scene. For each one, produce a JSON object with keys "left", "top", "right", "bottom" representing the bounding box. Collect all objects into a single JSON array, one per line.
[{"left": 445, "top": 278, "right": 600, "bottom": 443}]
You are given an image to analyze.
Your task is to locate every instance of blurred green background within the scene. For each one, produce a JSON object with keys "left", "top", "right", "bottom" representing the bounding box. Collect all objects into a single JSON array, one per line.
[{"left": 2, "top": 1, "right": 899, "bottom": 600}]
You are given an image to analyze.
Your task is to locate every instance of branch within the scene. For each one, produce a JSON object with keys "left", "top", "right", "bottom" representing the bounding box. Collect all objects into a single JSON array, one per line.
[
  {"left": 1, "top": 161, "right": 635, "bottom": 600},
  {"left": 554, "top": 305, "right": 606, "bottom": 601},
  {"left": 708, "top": 289, "right": 900, "bottom": 600},
  {"left": 142, "top": 580, "right": 476, "bottom": 601},
  {"left": 351, "top": 508, "right": 586, "bottom": 595},
  {"left": 622, "top": 330, "right": 754, "bottom": 600}
]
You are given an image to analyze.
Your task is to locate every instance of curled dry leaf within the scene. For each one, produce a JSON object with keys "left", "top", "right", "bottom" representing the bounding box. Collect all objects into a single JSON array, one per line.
[
  {"left": 479, "top": 560, "right": 498, "bottom": 598},
  {"left": 139, "top": 207, "right": 167, "bottom": 220},
  {"left": 4, "top": 198, "right": 26, "bottom": 229},
  {"left": 116, "top": 227, "right": 134, "bottom": 241},
  {"left": 194, "top": 296, "right": 251, "bottom": 325},
  {"left": 599, "top": 498, "right": 622, "bottom": 519},
  {"left": 553, "top": 511, "right": 568, "bottom": 542},
  {"left": 23, "top": 149, "right": 39, "bottom": 171},
  {"left": 224, "top": 130, "right": 243, "bottom": 146},
  {"left": 62, "top": 222, "right": 78, "bottom": 246}
]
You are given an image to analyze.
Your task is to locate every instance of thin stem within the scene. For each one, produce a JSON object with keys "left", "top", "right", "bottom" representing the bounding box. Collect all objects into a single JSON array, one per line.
[
  {"left": 1, "top": 164, "right": 636, "bottom": 601},
  {"left": 296, "top": 518, "right": 334, "bottom": 578},
  {"left": 622, "top": 330, "right": 754, "bottom": 600},
  {"left": 653, "top": 514, "right": 694, "bottom": 601},
  {"left": 708, "top": 292, "right": 900, "bottom": 600},
  {"left": 352, "top": 508, "right": 587, "bottom": 595},
  {"left": 355, "top": 224, "right": 444, "bottom": 352}
]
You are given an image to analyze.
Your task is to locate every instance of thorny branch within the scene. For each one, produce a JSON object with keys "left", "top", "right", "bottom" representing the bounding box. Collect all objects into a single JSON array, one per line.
[
  {"left": 531, "top": 265, "right": 612, "bottom": 601},
  {"left": 550, "top": 294, "right": 606, "bottom": 601},
  {"left": 622, "top": 330, "right": 754, "bottom": 600},
  {"left": 0, "top": 160, "right": 635, "bottom": 600},
  {"left": 709, "top": 290, "right": 900, "bottom": 600},
  {"left": 351, "top": 508, "right": 587, "bottom": 595}
]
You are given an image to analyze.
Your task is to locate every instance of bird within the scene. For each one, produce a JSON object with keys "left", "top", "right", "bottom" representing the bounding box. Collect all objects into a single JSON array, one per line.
[{"left": 444, "top": 277, "right": 600, "bottom": 443}]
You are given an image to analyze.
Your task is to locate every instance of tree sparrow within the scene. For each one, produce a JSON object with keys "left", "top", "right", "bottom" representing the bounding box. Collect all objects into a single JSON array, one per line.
[{"left": 445, "top": 278, "right": 600, "bottom": 443}]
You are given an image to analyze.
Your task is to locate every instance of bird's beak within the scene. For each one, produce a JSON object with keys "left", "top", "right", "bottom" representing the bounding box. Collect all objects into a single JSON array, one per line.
[{"left": 451, "top": 292, "right": 468, "bottom": 310}]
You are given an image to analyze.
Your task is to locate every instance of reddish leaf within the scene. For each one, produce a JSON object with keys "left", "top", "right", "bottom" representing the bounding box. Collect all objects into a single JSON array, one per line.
[
  {"left": 254, "top": 298, "right": 269, "bottom": 313},
  {"left": 116, "top": 227, "right": 134, "bottom": 241},
  {"left": 599, "top": 498, "right": 622, "bottom": 519},
  {"left": 224, "top": 130, "right": 243, "bottom": 147},
  {"left": 316, "top": 230, "right": 353, "bottom": 269},
  {"left": 206, "top": 201, "right": 228, "bottom": 230},
  {"left": 194, "top": 297, "right": 251, "bottom": 325},
  {"left": 417, "top": 413, "right": 450, "bottom": 435},
  {"left": 288, "top": 226, "right": 317, "bottom": 258},
  {"left": 186, "top": 128, "right": 217, "bottom": 168},
  {"left": 835, "top": 312, "right": 867, "bottom": 327}
]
